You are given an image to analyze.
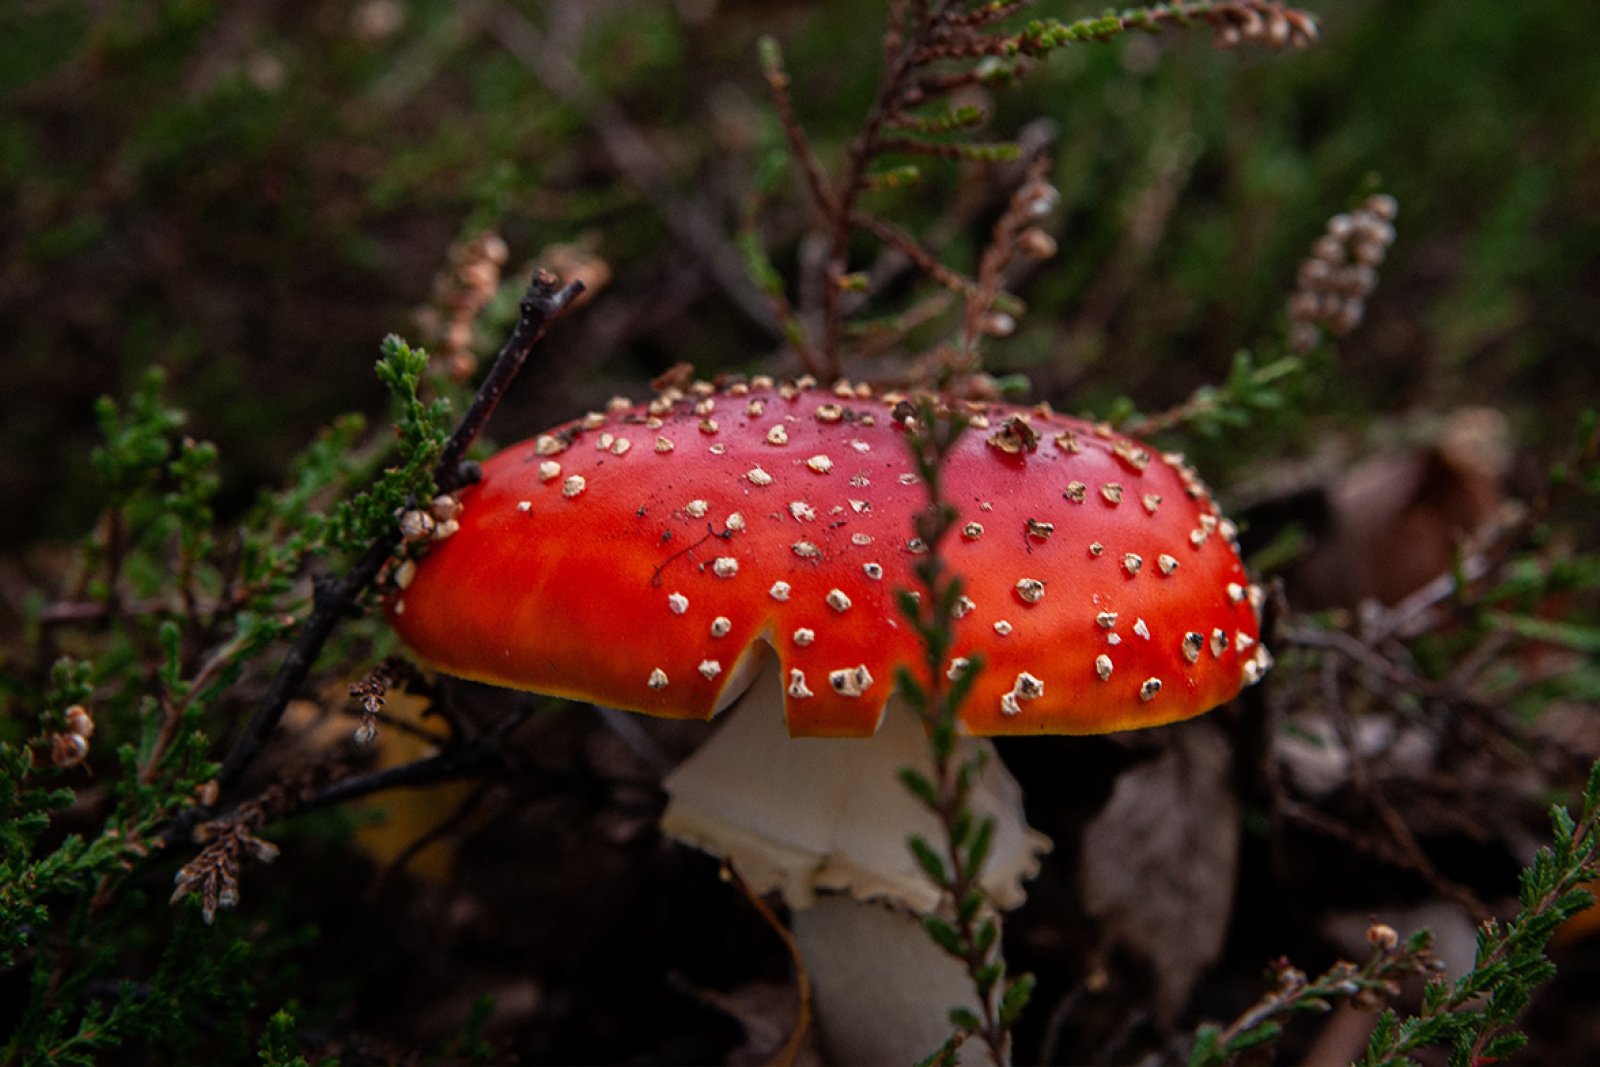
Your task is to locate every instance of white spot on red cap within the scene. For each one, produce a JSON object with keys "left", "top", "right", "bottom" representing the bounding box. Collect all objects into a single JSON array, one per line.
[
  {"left": 538, "top": 460, "right": 561, "bottom": 482},
  {"left": 789, "top": 501, "right": 816, "bottom": 522},
  {"left": 648, "top": 668, "right": 668, "bottom": 689},
  {"left": 1140, "top": 677, "right": 1162, "bottom": 701},
  {"left": 829, "top": 665, "right": 873, "bottom": 697},
  {"left": 765, "top": 425, "right": 790, "bottom": 446},
  {"left": 1095, "top": 654, "right": 1113, "bottom": 681},
  {"left": 710, "top": 617, "right": 732, "bottom": 638},
  {"left": 1158, "top": 554, "right": 1179, "bottom": 575},
  {"left": 1123, "top": 553, "right": 1143, "bottom": 576},
  {"left": 668, "top": 592, "right": 689, "bottom": 614},
  {"left": 746, "top": 466, "right": 774, "bottom": 486},
  {"left": 947, "top": 657, "right": 970, "bottom": 680},
  {"left": 994, "top": 620, "right": 1014, "bottom": 636},
  {"left": 1015, "top": 578, "right": 1045, "bottom": 604},
  {"left": 712, "top": 557, "right": 739, "bottom": 578},
  {"left": 1013, "top": 672, "right": 1044, "bottom": 701},
  {"left": 1133, "top": 617, "right": 1151, "bottom": 640},
  {"left": 862, "top": 562, "right": 883, "bottom": 580},
  {"left": 769, "top": 581, "right": 791, "bottom": 601},
  {"left": 1101, "top": 483, "right": 1124, "bottom": 505},
  {"left": 698, "top": 660, "right": 722, "bottom": 680},
  {"left": 788, "top": 669, "right": 813, "bottom": 699},
  {"left": 792, "top": 541, "right": 820, "bottom": 559},
  {"left": 535, "top": 434, "right": 565, "bottom": 456},
  {"left": 684, "top": 499, "right": 709, "bottom": 518},
  {"left": 826, "top": 589, "right": 852, "bottom": 613},
  {"left": 562, "top": 475, "right": 586, "bottom": 499},
  {"left": 806, "top": 455, "right": 833, "bottom": 474},
  {"left": 793, "top": 628, "right": 815, "bottom": 646}
]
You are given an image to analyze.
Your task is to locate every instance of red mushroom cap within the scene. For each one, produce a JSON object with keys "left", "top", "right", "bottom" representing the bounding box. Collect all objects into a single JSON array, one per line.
[{"left": 389, "top": 381, "right": 1267, "bottom": 737}]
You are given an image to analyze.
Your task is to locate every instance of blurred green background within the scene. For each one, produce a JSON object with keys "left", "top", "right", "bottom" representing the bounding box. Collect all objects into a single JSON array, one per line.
[{"left": 3, "top": 0, "right": 1597, "bottom": 542}]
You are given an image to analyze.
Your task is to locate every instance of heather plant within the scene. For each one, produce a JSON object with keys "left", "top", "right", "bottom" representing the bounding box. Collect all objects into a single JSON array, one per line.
[{"left": 2, "top": 0, "right": 1598, "bottom": 1063}]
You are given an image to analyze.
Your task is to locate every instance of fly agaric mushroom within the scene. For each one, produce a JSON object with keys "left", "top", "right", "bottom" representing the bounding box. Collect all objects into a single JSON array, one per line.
[{"left": 388, "top": 377, "right": 1267, "bottom": 1061}]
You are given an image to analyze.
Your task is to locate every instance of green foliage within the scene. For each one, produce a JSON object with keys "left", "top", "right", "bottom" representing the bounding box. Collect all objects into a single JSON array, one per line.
[
  {"left": 1358, "top": 761, "right": 1600, "bottom": 1067},
  {"left": 0, "top": 333, "right": 445, "bottom": 1064},
  {"left": 1189, "top": 760, "right": 1600, "bottom": 1067},
  {"left": 257, "top": 1008, "right": 312, "bottom": 1067},
  {"left": 325, "top": 335, "right": 451, "bottom": 557}
]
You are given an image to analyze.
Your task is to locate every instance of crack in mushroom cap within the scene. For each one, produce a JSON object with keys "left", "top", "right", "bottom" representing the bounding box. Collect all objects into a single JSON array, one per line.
[{"left": 388, "top": 384, "right": 1264, "bottom": 737}]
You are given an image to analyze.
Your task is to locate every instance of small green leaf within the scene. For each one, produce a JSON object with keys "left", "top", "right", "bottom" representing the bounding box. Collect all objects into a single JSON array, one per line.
[
  {"left": 909, "top": 835, "right": 948, "bottom": 885},
  {"left": 898, "top": 767, "right": 939, "bottom": 808},
  {"left": 999, "top": 972, "right": 1034, "bottom": 1027},
  {"left": 947, "top": 1006, "right": 982, "bottom": 1032},
  {"left": 922, "top": 915, "right": 962, "bottom": 955}
]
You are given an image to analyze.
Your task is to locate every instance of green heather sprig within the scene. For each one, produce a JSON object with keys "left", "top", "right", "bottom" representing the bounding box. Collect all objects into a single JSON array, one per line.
[
  {"left": 1189, "top": 758, "right": 1600, "bottom": 1067},
  {"left": 895, "top": 399, "right": 1034, "bottom": 1066},
  {"left": 1361, "top": 758, "right": 1600, "bottom": 1067}
]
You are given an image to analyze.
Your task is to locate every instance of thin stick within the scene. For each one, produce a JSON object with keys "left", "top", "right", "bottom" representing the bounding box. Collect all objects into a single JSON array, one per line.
[
  {"left": 212, "top": 271, "right": 582, "bottom": 798},
  {"left": 723, "top": 863, "right": 814, "bottom": 1067}
]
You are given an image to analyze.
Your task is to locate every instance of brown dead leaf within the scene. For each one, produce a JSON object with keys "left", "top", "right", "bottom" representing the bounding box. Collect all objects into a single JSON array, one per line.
[
  {"left": 1292, "top": 407, "right": 1512, "bottom": 609},
  {"left": 1079, "top": 720, "right": 1240, "bottom": 1022}
]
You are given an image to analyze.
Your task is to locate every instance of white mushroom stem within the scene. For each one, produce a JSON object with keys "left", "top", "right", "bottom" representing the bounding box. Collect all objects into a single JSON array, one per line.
[{"left": 661, "top": 655, "right": 1050, "bottom": 1064}]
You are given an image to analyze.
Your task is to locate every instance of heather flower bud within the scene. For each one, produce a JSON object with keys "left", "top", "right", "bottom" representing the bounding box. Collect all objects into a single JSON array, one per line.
[
  {"left": 1018, "top": 227, "right": 1057, "bottom": 259},
  {"left": 981, "top": 311, "right": 1016, "bottom": 337},
  {"left": 64, "top": 704, "right": 94, "bottom": 739}
]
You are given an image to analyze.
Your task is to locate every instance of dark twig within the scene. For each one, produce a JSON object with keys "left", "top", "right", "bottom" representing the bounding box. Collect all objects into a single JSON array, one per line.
[
  {"left": 434, "top": 271, "right": 587, "bottom": 492},
  {"left": 298, "top": 738, "right": 508, "bottom": 812},
  {"left": 209, "top": 271, "right": 582, "bottom": 801}
]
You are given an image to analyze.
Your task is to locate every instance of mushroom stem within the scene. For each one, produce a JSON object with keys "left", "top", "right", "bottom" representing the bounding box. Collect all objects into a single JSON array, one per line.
[{"left": 661, "top": 654, "right": 1049, "bottom": 1063}]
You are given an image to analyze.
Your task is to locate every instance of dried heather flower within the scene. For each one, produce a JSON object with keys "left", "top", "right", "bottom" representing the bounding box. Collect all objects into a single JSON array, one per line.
[
  {"left": 1287, "top": 192, "right": 1399, "bottom": 352},
  {"left": 172, "top": 807, "right": 279, "bottom": 925},
  {"left": 348, "top": 662, "right": 396, "bottom": 747},
  {"left": 416, "top": 230, "right": 509, "bottom": 383}
]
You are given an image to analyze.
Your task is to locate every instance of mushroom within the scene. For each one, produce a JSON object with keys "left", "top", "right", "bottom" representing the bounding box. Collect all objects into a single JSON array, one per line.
[{"left": 388, "top": 380, "right": 1267, "bottom": 1062}]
